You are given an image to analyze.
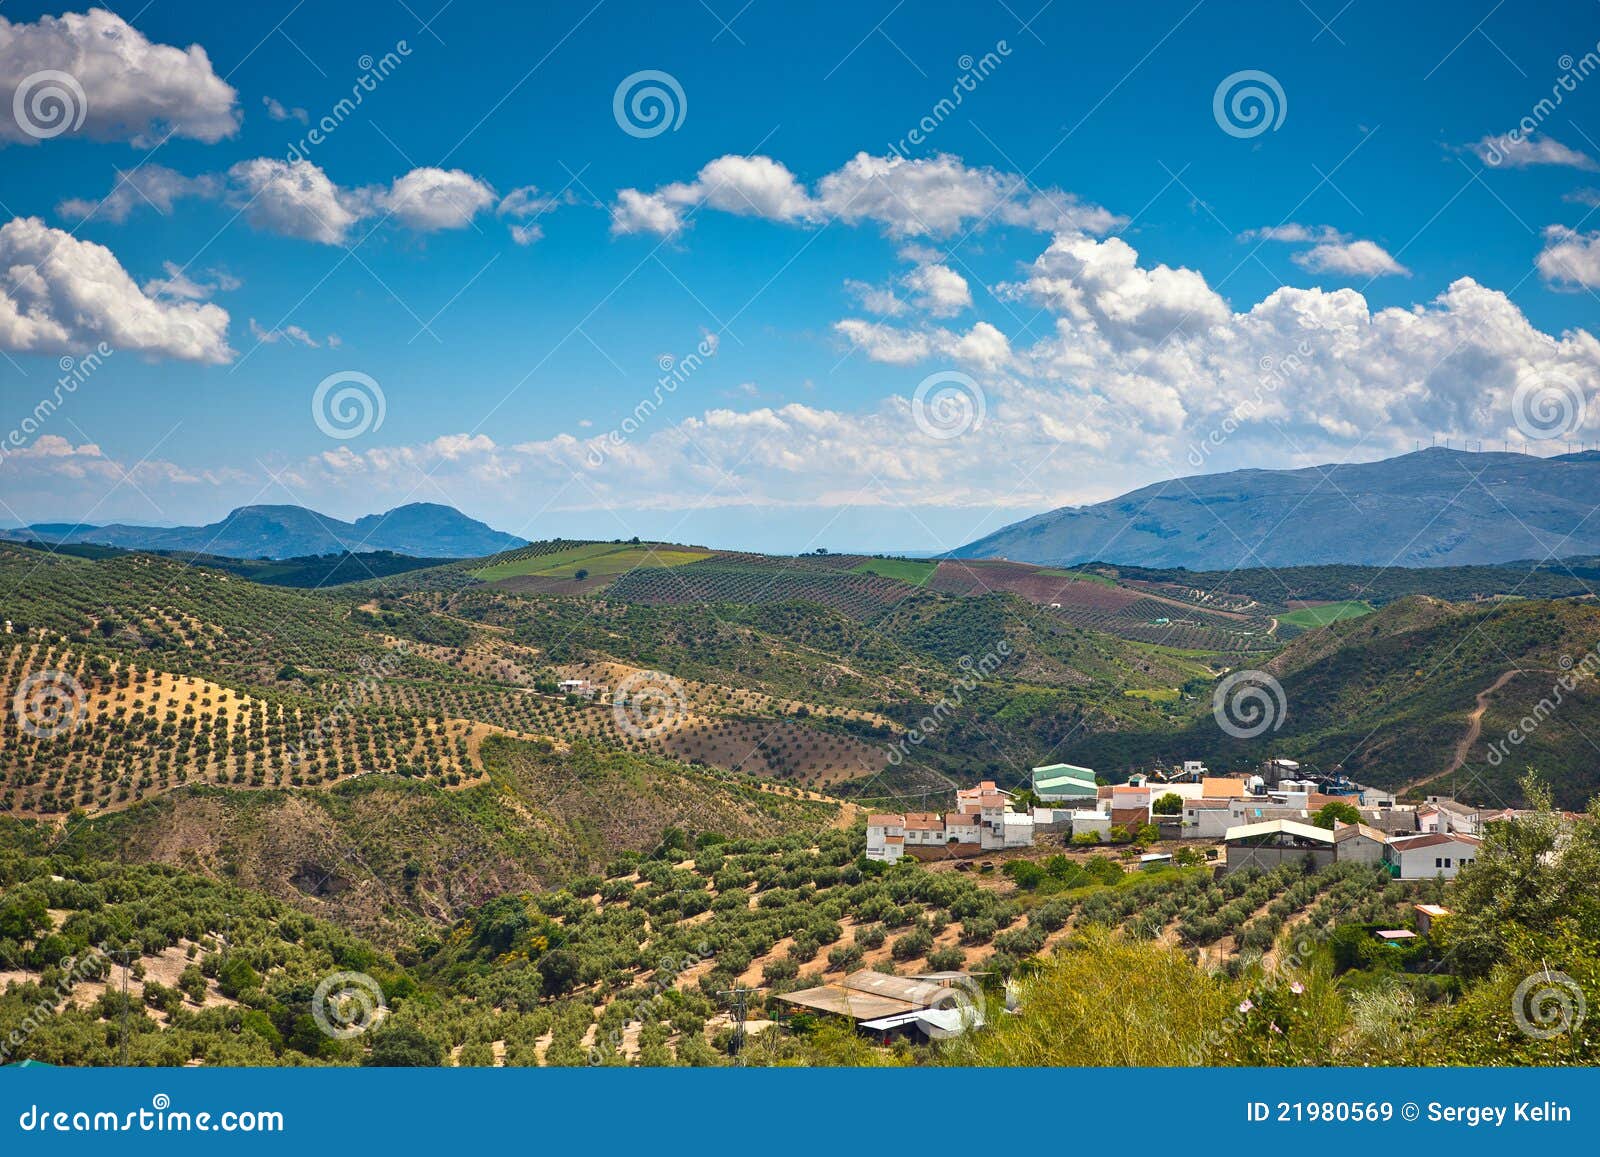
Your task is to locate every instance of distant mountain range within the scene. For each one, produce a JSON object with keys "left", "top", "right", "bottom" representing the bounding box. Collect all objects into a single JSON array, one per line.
[
  {"left": 0, "top": 502, "right": 526, "bottom": 560},
  {"left": 954, "top": 448, "right": 1600, "bottom": 569}
]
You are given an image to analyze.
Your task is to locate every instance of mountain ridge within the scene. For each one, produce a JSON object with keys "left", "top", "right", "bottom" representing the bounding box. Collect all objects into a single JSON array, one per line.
[
  {"left": 954, "top": 448, "right": 1600, "bottom": 569},
  {"left": 0, "top": 501, "right": 525, "bottom": 560}
]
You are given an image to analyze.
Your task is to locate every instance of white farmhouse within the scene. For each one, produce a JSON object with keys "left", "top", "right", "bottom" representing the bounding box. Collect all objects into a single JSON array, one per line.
[
  {"left": 865, "top": 814, "right": 906, "bottom": 863},
  {"left": 1385, "top": 832, "right": 1482, "bottom": 880}
]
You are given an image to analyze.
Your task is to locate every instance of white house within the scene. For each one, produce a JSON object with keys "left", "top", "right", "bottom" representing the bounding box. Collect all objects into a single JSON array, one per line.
[
  {"left": 1003, "top": 812, "right": 1035, "bottom": 848},
  {"left": 865, "top": 814, "right": 906, "bottom": 863},
  {"left": 903, "top": 813, "right": 945, "bottom": 847},
  {"left": 864, "top": 781, "right": 1038, "bottom": 861},
  {"left": 1069, "top": 809, "right": 1112, "bottom": 840},
  {"left": 944, "top": 812, "right": 980, "bottom": 845},
  {"left": 972, "top": 791, "right": 1009, "bottom": 850},
  {"left": 1182, "top": 797, "right": 1236, "bottom": 840},
  {"left": 1424, "top": 796, "right": 1484, "bottom": 837},
  {"left": 1385, "top": 833, "right": 1482, "bottom": 880}
]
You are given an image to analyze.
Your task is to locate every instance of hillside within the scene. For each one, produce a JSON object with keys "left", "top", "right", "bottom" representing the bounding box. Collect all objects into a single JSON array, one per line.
[
  {"left": 955, "top": 448, "right": 1600, "bottom": 569},
  {"left": 2, "top": 502, "right": 524, "bottom": 560},
  {"left": 52, "top": 736, "right": 839, "bottom": 941},
  {"left": 1068, "top": 596, "right": 1600, "bottom": 807}
]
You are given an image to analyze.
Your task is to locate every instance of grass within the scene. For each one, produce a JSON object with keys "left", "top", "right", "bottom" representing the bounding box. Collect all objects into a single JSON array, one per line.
[
  {"left": 1037, "top": 567, "right": 1119, "bottom": 586},
  {"left": 851, "top": 557, "right": 938, "bottom": 586},
  {"left": 471, "top": 543, "right": 709, "bottom": 582},
  {"left": 1278, "top": 600, "right": 1375, "bottom": 629},
  {"left": 1124, "top": 687, "right": 1180, "bottom": 702}
]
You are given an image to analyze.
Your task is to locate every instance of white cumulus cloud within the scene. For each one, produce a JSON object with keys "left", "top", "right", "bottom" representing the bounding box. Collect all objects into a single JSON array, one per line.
[
  {"left": 611, "top": 151, "right": 1123, "bottom": 240},
  {"left": 0, "top": 216, "right": 231, "bottom": 361},
  {"left": 375, "top": 167, "right": 497, "bottom": 232},
  {"left": 1537, "top": 225, "right": 1600, "bottom": 289},
  {"left": 0, "top": 8, "right": 238, "bottom": 146},
  {"left": 1293, "top": 239, "right": 1409, "bottom": 278}
]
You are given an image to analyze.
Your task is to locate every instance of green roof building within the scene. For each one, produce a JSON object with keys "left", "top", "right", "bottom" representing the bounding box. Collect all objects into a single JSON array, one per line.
[{"left": 1032, "top": 763, "right": 1098, "bottom": 801}]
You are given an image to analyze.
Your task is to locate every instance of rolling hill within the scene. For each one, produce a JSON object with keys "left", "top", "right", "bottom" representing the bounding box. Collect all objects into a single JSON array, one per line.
[{"left": 954, "top": 448, "right": 1600, "bottom": 570}]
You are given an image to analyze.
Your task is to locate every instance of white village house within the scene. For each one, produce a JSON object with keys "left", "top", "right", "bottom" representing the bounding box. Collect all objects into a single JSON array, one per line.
[
  {"left": 865, "top": 780, "right": 1037, "bottom": 862},
  {"left": 1385, "top": 832, "right": 1482, "bottom": 880}
]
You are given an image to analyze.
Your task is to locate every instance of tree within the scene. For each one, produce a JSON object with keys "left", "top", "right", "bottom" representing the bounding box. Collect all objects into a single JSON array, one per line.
[
  {"left": 1152, "top": 792, "right": 1184, "bottom": 815},
  {"left": 363, "top": 1025, "right": 442, "bottom": 1067},
  {"left": 1312, "top": 800, "right": 1363, "bottom": 829},
  {"left": 574, "top": 569, "right": 589, "bottom": 581},
  {"left": 1003, "top": 860, "right": 1045, "bottom": 889},
  {"left": 536, "top": 948, "right": 582, "bottom": 996},
  {"left": 1446, "top": 775, "right": 1600, "bottom": 975}
]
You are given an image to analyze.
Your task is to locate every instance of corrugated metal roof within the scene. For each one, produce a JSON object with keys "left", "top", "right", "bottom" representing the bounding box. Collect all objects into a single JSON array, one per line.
[{"left": 1223, "top": 819, "right": 1335, "bottom": 844}]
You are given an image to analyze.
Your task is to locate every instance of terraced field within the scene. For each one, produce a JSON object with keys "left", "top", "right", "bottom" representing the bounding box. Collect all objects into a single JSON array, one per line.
[
  {"left": 0, "top": 825, "right": 1425, "bottom": 1067},
  {"left": 605, "top": 560, "right": 916, "bottom": 621},
  {"left": 471, "top": 542, "right": 710, "bottom": 584}
]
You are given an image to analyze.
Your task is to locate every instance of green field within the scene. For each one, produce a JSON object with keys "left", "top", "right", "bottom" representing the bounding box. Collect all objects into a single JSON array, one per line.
[
  {"left": 1277, "top": 600, "right": 1376, "bottom": 628},
  {"left": 851, "top": 557, "right": 938, "bottom": 586},
  {"left": 1123, "top": 687, "right": 1181, "bottom": 702},
  {"left": 471, "top": 543, "right": 710, "bottom": 582},
  {"left": 1037, "top": 567, "right": 1119, "bottom": 587}
]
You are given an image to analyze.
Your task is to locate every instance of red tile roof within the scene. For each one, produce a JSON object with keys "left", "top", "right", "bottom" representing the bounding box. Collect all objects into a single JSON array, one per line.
[{"left": 1390, "top": 832, "right": 1482, "bottom": 851}]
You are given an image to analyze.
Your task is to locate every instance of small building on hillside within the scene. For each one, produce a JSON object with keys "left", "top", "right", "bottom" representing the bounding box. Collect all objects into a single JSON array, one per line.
[
  {"left": 1332, "top": 821, "right": 1390, "bottom": 865},
  {"left": 1003, "top": 812, "right": 1035, "bottom": 848},
  {"left": 779, "top": 970, "right": 985, "bottom": 1041},
  {"left": 903, "top": 813, "right": 945, "bottom": 848},
  {"left": 1385, "top": 833, "right": 1482, "bottom": 880},
  {"left": 1182, "top": 797, "right": 1236, "bottom": 840},
  {"left": 865, "top": 815, "right": 906, "bottom": 864},
  {"left": 865, "top": 780, "right": 1036, "bottom": 861},
  {"left": 1222, "top": 819, "right": 1337, "bottom": 874},
  {"left": 944, "top": 812, "right": 981, "bottom": 845},
  {"left": 1413, "top": 903, "right": 1452, "bottom": 936},
  {"left": 1032, "top": 763, "right": 1098, "bottom": 803},
  {"left": 1069, "top": 810, "right": 1112, "bottom": 840},
  {"left": 1424, "top": 796, "right": 1485, "bottom": 837}
]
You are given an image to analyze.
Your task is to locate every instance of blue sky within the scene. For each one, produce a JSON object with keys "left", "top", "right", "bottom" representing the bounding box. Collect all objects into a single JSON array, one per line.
[{"left": 1, "top": 0, "right": 1598, "bottom": 552}]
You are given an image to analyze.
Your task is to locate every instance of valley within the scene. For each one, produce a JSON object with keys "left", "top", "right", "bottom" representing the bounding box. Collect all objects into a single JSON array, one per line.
[{"left": 3, "top": 523, "right": 1599, "bottom": 1069}]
